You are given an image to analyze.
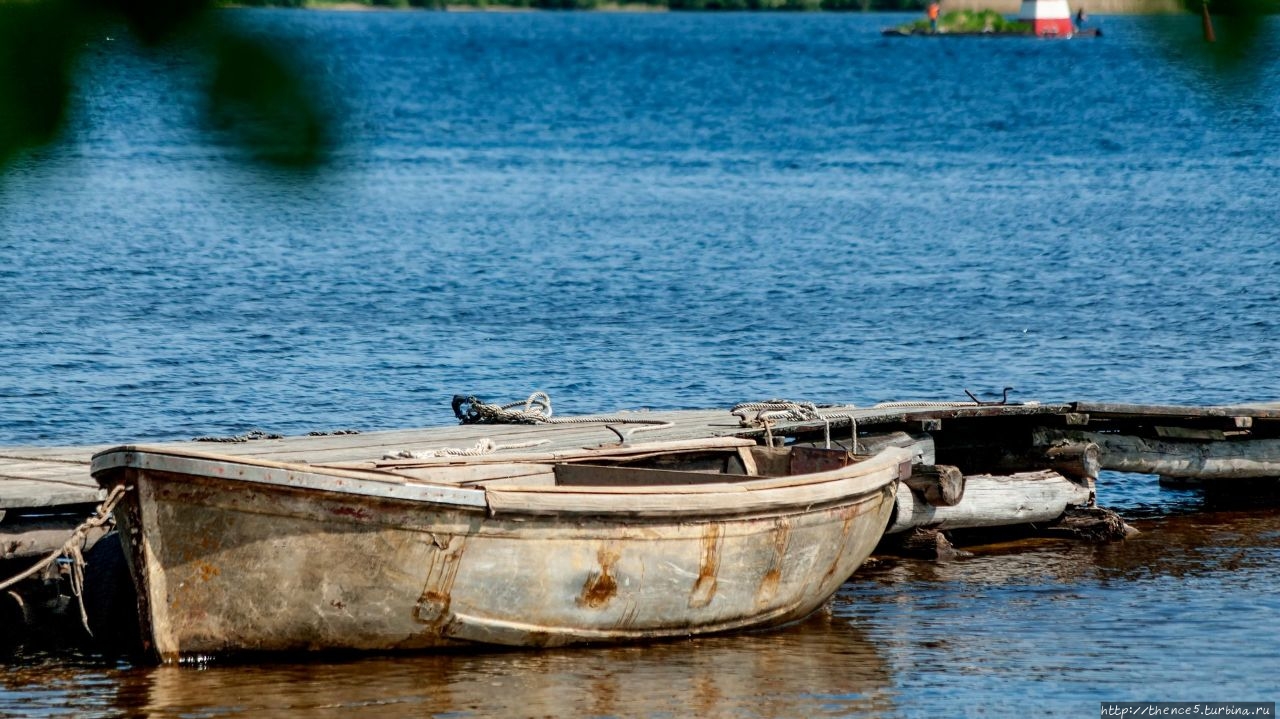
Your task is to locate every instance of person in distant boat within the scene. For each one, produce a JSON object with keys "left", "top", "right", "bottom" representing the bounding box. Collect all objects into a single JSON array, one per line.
[
  {"left": 927, "top": 1, "right": 941, "bottom": 33},
  {"left": 1075, "top": 6, "right": 1088, "bottom": 28}
]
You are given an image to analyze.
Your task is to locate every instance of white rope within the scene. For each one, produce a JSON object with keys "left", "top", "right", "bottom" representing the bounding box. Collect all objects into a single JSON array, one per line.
[
  {"left": 730, "top": 400, "right": 823, "bottom": 427},
  {"left": 383, "top": 438, "right": 550, "bottom": 461},
  {"left": 453, "top": 392, "right": 674, "bottom": 438}
]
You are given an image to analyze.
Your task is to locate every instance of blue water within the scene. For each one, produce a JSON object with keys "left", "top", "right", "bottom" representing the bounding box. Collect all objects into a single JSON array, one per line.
[{"left": 2, "top": 11, "right": 1279, "bottom": 717}]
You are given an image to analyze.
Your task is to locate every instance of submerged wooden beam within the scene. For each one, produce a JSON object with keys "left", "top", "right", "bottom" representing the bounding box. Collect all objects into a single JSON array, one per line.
[
  {"left": 886, "top": 470, "right": 1090, "bottom": 534},
  {"left": 1038, "top": 429, "right": 1280, "bottom": 480}
]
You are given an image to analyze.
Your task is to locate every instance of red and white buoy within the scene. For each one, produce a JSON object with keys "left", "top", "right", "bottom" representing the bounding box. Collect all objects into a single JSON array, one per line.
[{"left": 1018, "top": 0, "right": 1075, "bottom": 36}]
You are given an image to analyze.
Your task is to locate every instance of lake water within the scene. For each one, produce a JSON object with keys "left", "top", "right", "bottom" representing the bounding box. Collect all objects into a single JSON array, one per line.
[{"left": 2, "top": 10, "right": 1279, "bottom": 717}]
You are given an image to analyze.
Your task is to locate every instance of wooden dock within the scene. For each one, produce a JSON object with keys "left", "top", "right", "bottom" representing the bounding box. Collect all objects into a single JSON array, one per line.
[
  {"left": 5, "top": 397, "right": 1279, "bottom": 531},
  {"left": 4, "top": 396, "right": 1280, "bottom": 652}
]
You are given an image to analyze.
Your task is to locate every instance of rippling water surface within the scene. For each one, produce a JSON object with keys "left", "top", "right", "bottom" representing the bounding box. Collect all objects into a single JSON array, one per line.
[{"left": 2, "top": 10, "right": 1279, "bottom": 717}]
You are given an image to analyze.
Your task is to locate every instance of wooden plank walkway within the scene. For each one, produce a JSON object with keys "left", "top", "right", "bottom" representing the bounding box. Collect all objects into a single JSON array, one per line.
[
  {"left": 3, "top": 399, "right": 1278, "bottom": 513},
  {"left": 0, "top": 403, "right": 1027, "bottom": 511}
]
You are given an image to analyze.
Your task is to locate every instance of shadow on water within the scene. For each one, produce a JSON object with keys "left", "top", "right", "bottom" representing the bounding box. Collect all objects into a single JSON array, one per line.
[{"left": 0, "top": 611, "right": 896, "bottom": 718}]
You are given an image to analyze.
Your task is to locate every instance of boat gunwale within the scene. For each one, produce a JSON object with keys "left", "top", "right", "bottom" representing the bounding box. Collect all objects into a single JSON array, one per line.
[
  {"left": 92, "top": 446, "right": 490, "bottom": 508},
  {"left": 92, "top": 443, "right": 909, "bottom": 518}
]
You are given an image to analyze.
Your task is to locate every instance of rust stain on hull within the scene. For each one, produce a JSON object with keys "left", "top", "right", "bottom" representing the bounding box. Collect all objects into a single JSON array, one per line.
[
  {"left": 756, "top": 519, "right": 791, "bottom": 607},
  {"left": 689, "top": 524, "right": 723, "bottom": 609},
  {"left": 414, "top": 534, "right": 467, "bottom": 629},
  {"left": 578, "top": 546, "right": 621, "bottom": 609}
]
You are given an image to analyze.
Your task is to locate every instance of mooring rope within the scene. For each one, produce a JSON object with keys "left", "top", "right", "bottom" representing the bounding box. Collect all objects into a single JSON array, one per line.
[
  {"left": 451, "top": 393, "right": 673, "bottom": 435},
  {"left": 730, "top": 400, "right": 872, "bottom": 451},
  {"left": 193, "top": 429, "right": 283, "bottom": 443},
  {"left": 729, "top": 400, "right": 825, "bottom": 426},
  {"left": 382, "top": 438, "right": 551, "bottom": 460},
  {"left": 731, "top": 400, "right": 832, "bottom": 449},
  {"left": 0, "top": 483, "right": 130, "bottom": 636}
]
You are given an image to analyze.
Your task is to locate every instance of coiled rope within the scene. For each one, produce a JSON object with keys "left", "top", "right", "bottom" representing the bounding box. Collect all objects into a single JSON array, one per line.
[
  {"left": 731, "top": 399, "right": 861, "bottom": 451},
  {"left": 0, "top": 483, "right": 131, "bottom": 635},
  {"left": 382, "top": 392, "right": 675, "bottom": 460},
  {"left": 451, "top": 393, "right": 673, "bottom": 434}
]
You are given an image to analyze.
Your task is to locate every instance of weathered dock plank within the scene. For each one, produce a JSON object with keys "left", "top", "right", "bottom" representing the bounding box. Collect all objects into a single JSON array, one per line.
[
  {"left": 0, "top": 461, "right": 98, "bottom": 510},
  {"left": 2, "top": 400, "right": 1279, "bottom": 515}
]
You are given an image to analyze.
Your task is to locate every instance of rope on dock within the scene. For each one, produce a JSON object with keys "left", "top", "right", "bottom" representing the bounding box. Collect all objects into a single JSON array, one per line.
[
  {"left": 451, "top": 392, "right": 674, "bottom": 435},
  {"left": 383, "top": 438, "right": 550, "bottom": 460},
  {"left": 0, "top": 484, "right": 130, "bottom": 636},
  {"left": 872, "top": 400, "right": 978, "bottom": 409},
  {"left": 193, "top": 429, "right": 284, "bottom": 442},
  {"left": 731, "top": 400, "right": 839, "bottom": 449},
  {"left": 730, "top": 400, "right": 823, "bottom": 425},
  {"left": 730, "top": 401, "right": 874, "bottom": 452}
]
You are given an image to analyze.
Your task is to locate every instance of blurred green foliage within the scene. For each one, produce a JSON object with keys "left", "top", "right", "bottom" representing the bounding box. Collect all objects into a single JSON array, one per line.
[
  {"left": 0, "top": 0, "right": 330, "bottom": 172},
  {"left": 0, "top": 2, "right": 83, "bottom": 168}
]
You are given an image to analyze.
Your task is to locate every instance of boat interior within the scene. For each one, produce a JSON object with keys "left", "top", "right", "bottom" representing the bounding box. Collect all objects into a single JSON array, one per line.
[{"left": 388, "top": 445, "right": 868, "bottom": 489}]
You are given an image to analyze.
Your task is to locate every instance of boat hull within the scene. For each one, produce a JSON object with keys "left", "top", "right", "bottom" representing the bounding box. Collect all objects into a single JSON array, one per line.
[{"left": 99, "top": 449, "right": 901, "bottom": 662}]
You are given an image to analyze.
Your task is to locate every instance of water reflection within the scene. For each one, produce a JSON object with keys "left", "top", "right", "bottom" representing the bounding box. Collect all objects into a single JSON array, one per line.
[
  {"left": 64, "top": 613, "right": 892, "bottom": 718},
  {"left": 5, "top": 507, "right": 1280, "bottom": 717},
  {"left": 838, "top": 508, "right": 1280, "bottom": 715}
]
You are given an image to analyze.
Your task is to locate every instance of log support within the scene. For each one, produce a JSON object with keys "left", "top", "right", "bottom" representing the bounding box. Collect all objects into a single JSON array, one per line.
[
  {"left": 903, "top": 464, "right": 965, "bottom": 507},
  {"left": 1037, "top": 428, "right": 1280, "bottom": 481},
  {"left": 887, "top": 469, "right": 1091, "bottom": 534}
]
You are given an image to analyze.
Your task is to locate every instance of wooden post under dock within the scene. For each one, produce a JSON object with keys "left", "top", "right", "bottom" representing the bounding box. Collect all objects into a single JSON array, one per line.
[{"left": 2, "top": 398, "right": 1279, "bottom": 646}]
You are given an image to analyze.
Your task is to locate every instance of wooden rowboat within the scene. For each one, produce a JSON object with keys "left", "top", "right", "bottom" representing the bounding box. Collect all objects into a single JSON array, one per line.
[{"left": 91, "top": 438, "right": 909, "bottom": 663}]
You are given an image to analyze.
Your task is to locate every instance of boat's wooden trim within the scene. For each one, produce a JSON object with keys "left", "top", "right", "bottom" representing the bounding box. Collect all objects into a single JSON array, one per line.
[
  {"left": 485, "top": 449, "right": 906, "bottom": 518},
  {"left": 92, "top": 447, "right": 489, "bottom": 509}
]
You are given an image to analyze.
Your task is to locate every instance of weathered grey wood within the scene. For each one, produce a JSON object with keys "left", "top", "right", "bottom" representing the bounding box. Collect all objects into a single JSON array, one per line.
[
  {"left": 934, "top": 441, "right": 1100, "bottom": 484},
  {"left": 1154, "top": 426, "right": 1248, "bottom": 441},
  {"left": 886, "top": 470, "right": 1091, "bottom": 534},
  {"left": 1042, "top": 443, "right": 1101, "bottom": 481},
  {"left": 1041, "top": 506, "right": 1137, "bottom": 542},
  {"left": 2, "top": 399, "right": 1276, "bottom": 514},
  {"left": 876, "top": 527, "right": 963, "bottom": 560},
  {"left": 1, "top": 519, "right": 110, "bottom": 560},
  {"left": 0, "top": 479, "right": 101, "bottom": 509},
  {"left": 1073, "top": 402, "right": 1280, "bottom": 420},
  {"left": 1038, "top": 429, "right": 1280, "bottom": 480},
  {"left": 903, "top": 465, "right": 965, "bottom": 507}
]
